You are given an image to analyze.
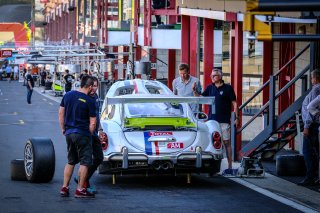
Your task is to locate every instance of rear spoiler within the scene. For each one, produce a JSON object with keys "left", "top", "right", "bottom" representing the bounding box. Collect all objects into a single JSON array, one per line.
[{"left": 105, "top": 96, "right": 215, "bottom": 105}]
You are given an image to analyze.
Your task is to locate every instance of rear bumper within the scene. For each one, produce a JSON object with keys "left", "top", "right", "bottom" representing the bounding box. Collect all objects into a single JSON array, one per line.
[{"left": 98, "top": 148, "right": 223, "bottom": 174}]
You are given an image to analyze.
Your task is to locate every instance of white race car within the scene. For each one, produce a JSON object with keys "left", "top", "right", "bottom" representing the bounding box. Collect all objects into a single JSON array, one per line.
[{"left": 98, "top": 79, "right": 223, "bottom": 176}]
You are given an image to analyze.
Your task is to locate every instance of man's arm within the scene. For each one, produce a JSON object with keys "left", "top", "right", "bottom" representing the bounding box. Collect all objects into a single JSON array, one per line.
[
  {"left": 58, "top": 106, "right": 65, "bottom": 134},
  {"left": 232, "top": 100, "right": 240, "bottom": 127},
  {"left": 172, "top": 79, "right": 177, "bottom": 95},
  {"left": 89, "top": 117, "right": 97, "bottom": 134},
  {"left": 307, "top": 95, "right": 320, "bottom": 116},
  {"left": 28, "top": 81, "right": 32, "bottom": 89}
]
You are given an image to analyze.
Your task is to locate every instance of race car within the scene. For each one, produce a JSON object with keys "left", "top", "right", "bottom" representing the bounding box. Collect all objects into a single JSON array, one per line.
[{"left": 98, "top": 79, "right": 224, "bottom": 176}]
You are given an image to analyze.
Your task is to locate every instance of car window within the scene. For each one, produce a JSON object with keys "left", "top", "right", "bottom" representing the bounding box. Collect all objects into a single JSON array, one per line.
[
  {"left": 125, "top": 103, "right": 184, "bottom": 117},
  {"left": 108, "top": 105, "right": 115, "bottom": 119}
]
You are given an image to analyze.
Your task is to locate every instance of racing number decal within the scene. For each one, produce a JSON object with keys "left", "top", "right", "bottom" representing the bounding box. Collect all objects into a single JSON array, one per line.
[
  {"left": 167, "top": 142, "right": 184, "bottom": 149},
  {"left": 144, "top": 132, "right": 184, "bottom": 154}
]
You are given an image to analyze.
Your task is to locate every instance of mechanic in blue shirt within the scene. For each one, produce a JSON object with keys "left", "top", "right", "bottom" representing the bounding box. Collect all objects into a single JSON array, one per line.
[
  {"left": 193, "top": 68, "right": 239, "bottom": 174},
  {"left": 74, "top": 76, "right": 103, "bottom": 194},
  {"left": 58, "top": 75, "right": 96, "bottom": 198},
  {"left": 299, "top": 69, "right": 320, "bottom": 186}
]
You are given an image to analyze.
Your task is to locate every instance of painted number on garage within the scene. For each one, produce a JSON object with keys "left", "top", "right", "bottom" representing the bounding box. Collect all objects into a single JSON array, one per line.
[{"left": 167, "top": 142, "right": 184, "bottom": 149}]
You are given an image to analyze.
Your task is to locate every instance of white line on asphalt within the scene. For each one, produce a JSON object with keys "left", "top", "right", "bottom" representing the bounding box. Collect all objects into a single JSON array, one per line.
[
  {"left": 0, "top": 112, "right": 17, "bottom": 116},
  {"left": 230, "top": 178, "right": 318, "bottom": 213},
  {"left": 49, "top": 102, "right": 53, "bottom": 105}
]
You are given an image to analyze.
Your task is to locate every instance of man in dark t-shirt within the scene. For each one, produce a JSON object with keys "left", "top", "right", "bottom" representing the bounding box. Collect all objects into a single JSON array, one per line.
[
  {"left": 58, "top": 75, "right": 96, "bottom": 198},
  {"left": 63, "top": 69, "right": 74, "bottom": 93},
  {"left": 26, "top": 69, "right": 34, "bottom": 104},
  {"left": 193, "top": 68, "right": 239, "bottom": 174},
  {"left": 40, "top": 69, "right": 47, "bottom": 87}
]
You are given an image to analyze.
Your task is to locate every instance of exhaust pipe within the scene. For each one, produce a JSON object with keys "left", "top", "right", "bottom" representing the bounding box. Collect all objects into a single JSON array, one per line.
[
  {"left": 153, "top": 162, "right": 161, "bottom": 170},
  {"left": 161, "top": 162, "right": 172, "bottom": 170}
]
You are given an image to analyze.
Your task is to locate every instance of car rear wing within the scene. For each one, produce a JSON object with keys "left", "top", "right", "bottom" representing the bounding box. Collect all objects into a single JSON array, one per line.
[{"left": 105, "top": 96, "right": 215, "bottom": 105}]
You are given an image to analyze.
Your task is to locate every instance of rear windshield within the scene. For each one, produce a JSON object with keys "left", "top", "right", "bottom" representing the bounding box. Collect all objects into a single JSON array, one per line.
[{"left": 125, "top": 103, "right": 185, "bottom": 117}]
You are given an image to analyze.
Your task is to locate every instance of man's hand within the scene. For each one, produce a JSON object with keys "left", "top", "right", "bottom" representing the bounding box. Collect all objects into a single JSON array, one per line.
[
  {"left": 303, "top": 128, "right": 309, "bottom": 137},
  {"left": 192, "top": 82, "right": 197, "bottom": 92},
  {"left": 235, "top": 118, "right": 240, "bottom": 128}
]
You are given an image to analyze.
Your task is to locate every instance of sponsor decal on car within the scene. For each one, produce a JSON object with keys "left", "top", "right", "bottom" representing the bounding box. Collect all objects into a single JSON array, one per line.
[{"left": 144, "top": 131, "right": 184, "bottom": 154}]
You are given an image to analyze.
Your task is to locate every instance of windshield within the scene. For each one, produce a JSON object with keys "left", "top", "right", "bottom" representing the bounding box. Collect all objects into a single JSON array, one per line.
[{"left": 125, "top": 102, "right": 185, "bottom": 117}]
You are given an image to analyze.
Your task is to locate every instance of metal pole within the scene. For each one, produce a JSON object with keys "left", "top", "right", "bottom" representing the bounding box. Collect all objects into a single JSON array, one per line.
[
  {"left": 272, "top": 34, "right": 320, "bottom": 41},
  {"left": 248, "top": 0, "right": 320, "bottom": 11},
  {"left": 310, "top": 42, "right": 316, "bottom": 72},
  {"left": 32, "top": 0, "right": 35, "bottom": 47},
  {"left": 268, "top": 75, "right": 275, "bottom": 133},
  {"left": 231, "top": 112, "right": 237, "bottom": 161}
]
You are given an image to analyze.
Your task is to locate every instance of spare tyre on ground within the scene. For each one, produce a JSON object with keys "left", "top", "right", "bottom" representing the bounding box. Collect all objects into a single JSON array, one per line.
[
  {"left": 276, "top": 154, "right": 306, "bottom": 176},
  {"left": 24, "top": 138, "right": 55, "bottom": 183},
  {"left": 11, "top": 159, "right": 27, "bottom": 181}
]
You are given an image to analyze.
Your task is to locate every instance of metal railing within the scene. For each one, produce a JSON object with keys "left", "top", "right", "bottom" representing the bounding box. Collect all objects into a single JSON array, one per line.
[{"left": 231, "top": 42, "right": 312, "bottom": 160}]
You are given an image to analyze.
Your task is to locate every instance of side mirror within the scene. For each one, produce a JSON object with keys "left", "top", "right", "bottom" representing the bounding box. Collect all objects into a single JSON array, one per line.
[{"left": 194, "top": 112, "right": 208, "bottom": 121}]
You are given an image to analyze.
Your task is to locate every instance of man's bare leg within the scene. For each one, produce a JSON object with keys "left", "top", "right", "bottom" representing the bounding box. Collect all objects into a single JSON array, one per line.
[
  {"left": 78, "top": 165, "right": 89, "bottom": 189},
  {"left": 63, "top": 163, "right": 75, "bottom": 187},
  {"left": 223, "top": 140, "right": 232, "bottom": 169}
]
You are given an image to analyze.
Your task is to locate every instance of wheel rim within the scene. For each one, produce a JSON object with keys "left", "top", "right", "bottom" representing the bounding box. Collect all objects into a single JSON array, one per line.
[{"left": 24, "top": 143, "right": 33, "bottom": 177}]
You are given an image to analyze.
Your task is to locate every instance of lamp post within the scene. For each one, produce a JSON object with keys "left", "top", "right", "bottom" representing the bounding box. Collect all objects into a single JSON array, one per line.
[{"left": 31, "top": 0, "right": 35, "bottom": 48}]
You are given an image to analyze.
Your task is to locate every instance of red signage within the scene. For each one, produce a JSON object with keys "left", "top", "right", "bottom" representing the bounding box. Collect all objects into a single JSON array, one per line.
[
  {"left": 0, "top": 50, "right": 12, "bottom": 58},
  {"left": 40, "top": 0, "right": 49, "bottom": 3}
]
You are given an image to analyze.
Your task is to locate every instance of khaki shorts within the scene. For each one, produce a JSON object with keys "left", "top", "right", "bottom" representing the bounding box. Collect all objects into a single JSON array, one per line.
[{"left": 219, "top": 123, "right": 231, "bottom": 141}]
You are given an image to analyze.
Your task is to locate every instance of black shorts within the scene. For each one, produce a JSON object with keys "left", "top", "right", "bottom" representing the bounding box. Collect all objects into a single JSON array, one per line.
[{"left": 66, "top": 133, "right": 92, "bottom": 166}]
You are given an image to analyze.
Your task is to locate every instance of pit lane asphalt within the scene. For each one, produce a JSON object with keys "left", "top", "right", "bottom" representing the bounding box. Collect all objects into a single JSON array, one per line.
[{"left": 0, "top": 80, "right": 317, "bottom": 213}]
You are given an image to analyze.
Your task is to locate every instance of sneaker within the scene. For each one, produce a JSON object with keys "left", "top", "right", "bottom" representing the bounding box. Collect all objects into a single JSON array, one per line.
[
  {"left": 75, "top": 188, "right": 95, "bottom": 198},
  {"left": 222, "top": 168, "right": 236, "bottom": 176},
  {"left": 87, "top": 186, "right": 97, "bottom": 194},
  {"left": 60, "top": 186, "right": 69, "bottom": 197}
]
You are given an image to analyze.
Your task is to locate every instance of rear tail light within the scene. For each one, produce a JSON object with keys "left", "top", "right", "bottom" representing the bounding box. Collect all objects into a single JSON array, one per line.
[
  {"left": 212, "top": 132, "right": 221, "bottom": 141},
  {"left": 99, "top": 132, "right": 108, "bottom": 151},
  {"left": 101, "top": 142, "right": 108, "bottom": 150},
  {"left": 212, "top": 132, "right": 222, "bottom": 149}
]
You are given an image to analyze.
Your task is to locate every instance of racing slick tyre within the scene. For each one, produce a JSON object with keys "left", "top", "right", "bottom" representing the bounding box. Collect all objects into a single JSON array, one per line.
[
  {"left": 276, "top": 154, "right": 306, "bottom": 176},
  {"left": 11, "top": 159, "right": 27, "bottom": 181},
  {"left": 24, "top": 138, "right": 55, "bottom": 183}
]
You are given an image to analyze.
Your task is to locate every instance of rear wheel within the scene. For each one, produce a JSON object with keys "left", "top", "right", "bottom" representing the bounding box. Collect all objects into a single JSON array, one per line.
[{"left": 24, "top": 138, "right": 55, "bottom": 183}]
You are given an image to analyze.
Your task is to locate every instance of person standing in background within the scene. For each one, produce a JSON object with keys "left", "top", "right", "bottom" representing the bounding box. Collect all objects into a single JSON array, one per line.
[
  {"left": 193, "top": 68, "right": 239, "bottom": 175},
  {"left": 299, "top": 69, "right": 320, "bottom": 186},
  {"left": 172, "top": 63, "right": 202, "bottom": 112},
  {"left": 13, "top": 65, "right": 19, "bottom": 80},
  {"left": 26, "top": 68, "right": 34, "bottom": 104},
  {"left": 63, "top": 69, "right": 75, "bottom": 93}
]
